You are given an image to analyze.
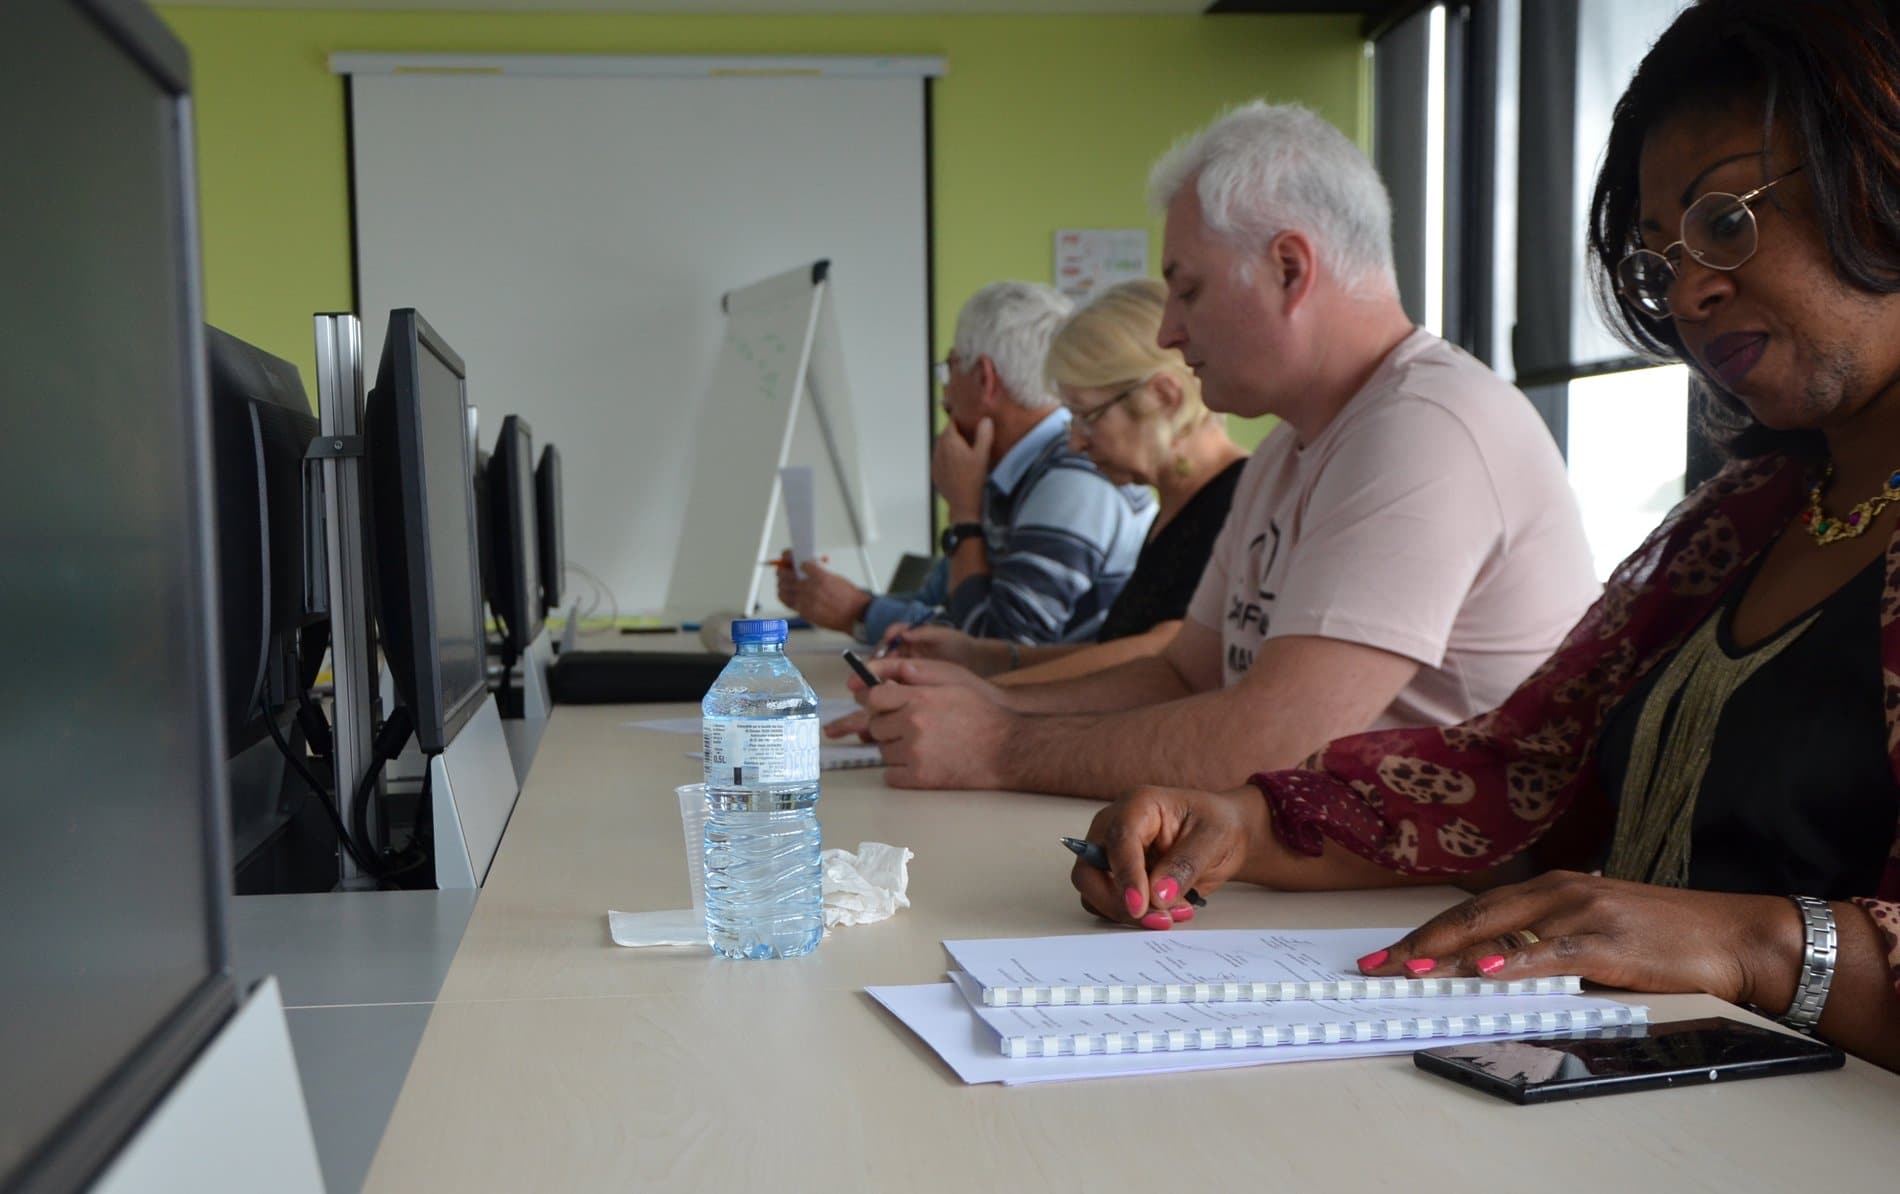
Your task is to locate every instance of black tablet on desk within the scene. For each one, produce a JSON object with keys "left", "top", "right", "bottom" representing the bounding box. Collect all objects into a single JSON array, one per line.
[{"left": 548, "top": 650, "right": 729, "bottom": 704}]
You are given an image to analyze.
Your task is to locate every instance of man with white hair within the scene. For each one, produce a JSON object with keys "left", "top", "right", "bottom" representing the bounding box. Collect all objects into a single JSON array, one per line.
[
  {"left": 841, "top": 102, "right": 1599, "bottom": 797},
  {"left": 781, "top": 281, "right": 1154, "bottom": 645}
]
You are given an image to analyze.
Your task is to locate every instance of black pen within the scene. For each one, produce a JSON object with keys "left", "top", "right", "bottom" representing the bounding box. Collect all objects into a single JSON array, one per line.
[
  {"left": 841, "top": 649, "right": 879, "bottom": 687},
  {"left": 1059, "top": 836, "right": 1206, "bottom": 907}
]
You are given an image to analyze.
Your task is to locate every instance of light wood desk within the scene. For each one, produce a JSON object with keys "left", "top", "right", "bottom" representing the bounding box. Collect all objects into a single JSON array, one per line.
[{"left": 366, "top": 654, "right": 1900, "bottom": 1192}]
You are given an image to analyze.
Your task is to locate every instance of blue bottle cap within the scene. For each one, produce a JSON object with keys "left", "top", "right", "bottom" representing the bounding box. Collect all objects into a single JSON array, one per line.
[{"left": 731, "top": 618, "right": 788, "bottom": 645}]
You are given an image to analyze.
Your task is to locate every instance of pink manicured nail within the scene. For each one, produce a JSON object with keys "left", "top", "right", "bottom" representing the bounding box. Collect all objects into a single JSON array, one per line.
[
  {"left": 1404, "top": 958, "right": 1437, "bottom": 976},
  {"left": 1169, "top": 904, "right": 1194, "bottom": 922},
  {"left": 1357, "top": 949, "right": 1390, "bottom": 970},
  {"left": 1124, "top": 888, "right": 1145, "bottom": 917},
  {"left": 1153, "top": 877, "right": 1181, "bottom": 906},
  {"left": 1140, "top": 912, "right": 1174, "bottom": 931},
  {"left": 1477, "top": 955, "right": 1506, "bottom": 976}
]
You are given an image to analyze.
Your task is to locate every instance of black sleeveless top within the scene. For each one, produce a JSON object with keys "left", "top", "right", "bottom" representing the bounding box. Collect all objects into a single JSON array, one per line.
[
  {"left": 1098, "top": 459, "right": 1246, "bottom": 643},
  {"left": 1593, "top": 553, "right": 1897, "bottom": 900}
]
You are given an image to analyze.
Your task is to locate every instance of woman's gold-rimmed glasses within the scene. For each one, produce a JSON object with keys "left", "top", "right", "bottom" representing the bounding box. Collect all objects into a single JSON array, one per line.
[{"left": 1615, "top": 167, "right": 1801, "bottom": 320}]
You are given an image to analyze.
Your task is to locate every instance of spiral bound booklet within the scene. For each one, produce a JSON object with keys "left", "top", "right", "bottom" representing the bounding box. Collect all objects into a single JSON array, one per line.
[
  {"left": 862, "top": 979, "right": 1650, "bottom": 1086},
  {"left": 943, "top": 927, "right": 1584, "bottom": 1008},
  {"left": 946, "top": 971, "right": 1644, "bottom": 1059}
]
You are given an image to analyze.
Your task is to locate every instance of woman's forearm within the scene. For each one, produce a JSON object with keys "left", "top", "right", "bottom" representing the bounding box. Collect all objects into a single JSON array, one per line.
[
  {"left": 997, "top": 623, "right": 1178, "bottom": 686},
  {"left": 1744, "top": 901, "right": 1900, "bottom": 1073}
]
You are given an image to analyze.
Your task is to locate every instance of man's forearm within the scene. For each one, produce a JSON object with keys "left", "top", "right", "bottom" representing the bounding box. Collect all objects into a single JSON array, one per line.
[
  {"left": 997, "top": 689, "right": 1294, "bottom": 798},
  {"left": 995, "top": 653, "right": 1194, "bottom": 715},
  {"left": 946, "top": 531, "right": 987, "bottom": 592}
]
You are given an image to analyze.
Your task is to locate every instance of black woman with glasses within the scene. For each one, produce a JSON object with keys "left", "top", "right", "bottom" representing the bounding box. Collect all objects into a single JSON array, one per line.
[
  {"left": 1072, "top": 0, "right": 1900, "bottom": 1069},
  {"left": 880, "top": 279, "right": 1249, "bottom": 685}
]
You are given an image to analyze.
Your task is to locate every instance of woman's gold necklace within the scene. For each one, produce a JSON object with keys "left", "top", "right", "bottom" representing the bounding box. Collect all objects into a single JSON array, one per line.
[{"left": 1802, "top": 462, "right": 1900, "bottom": 544}]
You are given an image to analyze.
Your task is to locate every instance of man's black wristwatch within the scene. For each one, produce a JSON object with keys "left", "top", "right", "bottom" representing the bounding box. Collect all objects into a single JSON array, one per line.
[{"left": 940, "top": 521, "right": 983, "bottom": 554}]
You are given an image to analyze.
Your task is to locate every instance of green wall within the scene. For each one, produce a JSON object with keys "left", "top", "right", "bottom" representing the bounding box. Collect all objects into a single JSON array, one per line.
[{"left": 156, "top": 7, "right": 1368, "bottom": 446}]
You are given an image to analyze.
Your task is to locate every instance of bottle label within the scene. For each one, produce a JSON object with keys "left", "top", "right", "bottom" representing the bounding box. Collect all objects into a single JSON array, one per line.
[{"left": 703, "top": 718, "right": 820, "bottom": 785}]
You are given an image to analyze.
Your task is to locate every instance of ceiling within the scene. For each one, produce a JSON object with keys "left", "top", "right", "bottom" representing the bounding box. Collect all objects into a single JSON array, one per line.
[{"left": 160, "top": 0, "right": 1225, "bottom": 13}]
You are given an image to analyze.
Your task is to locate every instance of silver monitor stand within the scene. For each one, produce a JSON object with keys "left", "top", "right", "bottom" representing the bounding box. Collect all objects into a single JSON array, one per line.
[
  {"left": 91, "top": 979, "right": 323, "bottom": 1194},
  {"left": 430, "top": 693, "right": 519, "bottom": 890},
  {"left": 313, "top": 313, "right": 381, "bottom": 889},
  {"left": 500, "top": 625, "right": 554, "bottom": 787}
]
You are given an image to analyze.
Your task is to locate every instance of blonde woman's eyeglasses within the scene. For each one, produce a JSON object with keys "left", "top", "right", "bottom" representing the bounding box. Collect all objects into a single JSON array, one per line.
[{"left": 1069, "top": 377, "right": 1148, "bottom": 431}]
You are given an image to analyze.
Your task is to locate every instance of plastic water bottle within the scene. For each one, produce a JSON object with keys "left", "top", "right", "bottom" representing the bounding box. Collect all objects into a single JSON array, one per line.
[{"left": 700, "top": 617, "right": 823, "bottom": 959}]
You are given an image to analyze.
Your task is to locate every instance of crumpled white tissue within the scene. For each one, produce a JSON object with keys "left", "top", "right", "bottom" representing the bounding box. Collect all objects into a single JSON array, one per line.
[
  {"left": 608, "top": 841, "right": 912, "bottom": 947},
  {"left": 821, "top": 841, "right": 914, "bottom": 929}
]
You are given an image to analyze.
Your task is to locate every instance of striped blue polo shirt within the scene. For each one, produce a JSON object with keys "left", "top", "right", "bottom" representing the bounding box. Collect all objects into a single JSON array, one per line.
[{"left": 945, "top": 408, "right": 1154, "bottom": 644}]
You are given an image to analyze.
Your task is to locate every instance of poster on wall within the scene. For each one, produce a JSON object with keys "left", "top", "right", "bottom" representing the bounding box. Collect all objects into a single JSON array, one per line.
[{"left": 1053, "top": 228, "right": 1149, "bottom": 301}]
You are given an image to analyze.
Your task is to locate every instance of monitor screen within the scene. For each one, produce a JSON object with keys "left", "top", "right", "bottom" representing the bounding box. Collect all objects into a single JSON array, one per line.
[
  {"left": 536, "top": 443, "right": 564, "bottom": 616},
  {"left": 0, "top": 2, "right": 237, "bottom": 1190},
  {"left": 417, "top": 338, "right": 487, "bottom": 719},
  {"left": 366, "top": 309, "right": 487, "bottom": 755}
]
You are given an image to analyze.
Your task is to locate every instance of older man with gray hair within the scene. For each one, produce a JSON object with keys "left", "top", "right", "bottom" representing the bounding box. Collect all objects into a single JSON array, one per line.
[
  {"left": 843, "top": 101, "right": 1599, "bottom": 804},
  {"left": 782, "top": 281, "right": 1154, "bottom": 646}
]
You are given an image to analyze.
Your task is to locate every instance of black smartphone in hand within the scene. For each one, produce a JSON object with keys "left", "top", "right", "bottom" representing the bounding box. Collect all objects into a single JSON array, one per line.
[
  {"left": 1414, "top": 1016, "right": 1844, "bottom": 1104},
  {"left": 841, "top": 649, "right": 880, "bottom": 688}
]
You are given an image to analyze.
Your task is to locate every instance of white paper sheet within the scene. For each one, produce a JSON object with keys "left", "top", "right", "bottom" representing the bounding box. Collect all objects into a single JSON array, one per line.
[
  {"left": 779, "top": 465, "right": 817, "bottom": 576},
  {"left": 607, "top": 908, "right": 706, "bottom": 947},
  {"left": 684, "top": 743, "right": 882, "bottom": 771},
  {"left": 622, "top": 715, "right": 704, "bottom": 734},
  {"left": 944, "top": 928, "right": 1582, "bottom": 1006},
  {"left": 624, "top": 698, "right": 859, "bottom": 736}
]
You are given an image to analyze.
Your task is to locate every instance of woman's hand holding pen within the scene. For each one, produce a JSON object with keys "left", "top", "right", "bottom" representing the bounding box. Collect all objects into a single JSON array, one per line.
[
  {"left": 881, "top": 624, "right": 1013, "bottom": 675},
  {"left": 1071, "top": 785, "right": 1281, "bottom": 930}
]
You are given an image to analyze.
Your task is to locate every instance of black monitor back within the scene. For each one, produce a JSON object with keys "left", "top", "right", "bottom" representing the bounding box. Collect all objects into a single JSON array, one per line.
[
  {"left": 1, "top": 1, "right": 238, "bottom": 1189},
  {"left": 485, "top": 414, "right": 543, "bottom": 660},
  {"left": 365, "top": 308, "right": 488, "bottom": 755},
  {"left": 474, "top": 447, "right": 495, "bottom": 628},
  {"left": 205, "top": 324, "right": 323, "bottom": 750},
  {"left": 536, "top": 442, "right": 564, "bottom": 617}
]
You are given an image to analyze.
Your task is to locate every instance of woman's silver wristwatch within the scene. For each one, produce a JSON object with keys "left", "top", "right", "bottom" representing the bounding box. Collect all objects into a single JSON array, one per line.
[{"left": 1779, "top": 894, "right": 1838, "bottom": 1033}]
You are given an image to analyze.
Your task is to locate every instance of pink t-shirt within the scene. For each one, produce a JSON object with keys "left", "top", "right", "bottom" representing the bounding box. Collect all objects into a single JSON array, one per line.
[{"left": 1185, "top": 328, "right": 1599, "bottom": 730}]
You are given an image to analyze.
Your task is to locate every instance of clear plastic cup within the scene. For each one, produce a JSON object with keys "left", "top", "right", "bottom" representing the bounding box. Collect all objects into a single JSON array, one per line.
[{"left": 674, "top": 782, "right": 709, "bottom": 919}]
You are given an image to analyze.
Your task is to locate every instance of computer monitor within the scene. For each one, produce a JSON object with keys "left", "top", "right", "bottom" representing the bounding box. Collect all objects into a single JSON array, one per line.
[
  {"left": 536, "top": 443, "right": 564, "bottom": 617},
  {"left": 364, "top": 308, "right": 488, "bottom": 756},
  {"left": 484, "top": 414, "right": 544, "bottom": 662},
  {"left": 1, "top": 1, "right": 239, "bottom": 1189},
  {"left": 205, "top": 325, "right": 336, "bottom": 892},
  {"left": 473, "top": 446, "right": 494, "bottom": 625},
  {"left": 206, "top": 325, "right": 325, "bottom": 744}
]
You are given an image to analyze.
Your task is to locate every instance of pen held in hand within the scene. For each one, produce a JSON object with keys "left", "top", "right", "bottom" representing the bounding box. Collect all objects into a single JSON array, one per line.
[{"left": 1060, "top": 836, "right": 1206, "bottom": 907}]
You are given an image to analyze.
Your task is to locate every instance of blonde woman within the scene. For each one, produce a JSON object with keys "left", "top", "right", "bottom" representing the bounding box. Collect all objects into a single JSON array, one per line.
[{"left": 890, "top": 278, "right": 1248, "bottom": 684}]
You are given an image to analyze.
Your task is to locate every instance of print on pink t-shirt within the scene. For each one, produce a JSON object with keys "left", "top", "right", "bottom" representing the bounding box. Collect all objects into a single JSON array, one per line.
[{"left": 1185, "top": 328, "right": 1599, "bottom": 729}]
